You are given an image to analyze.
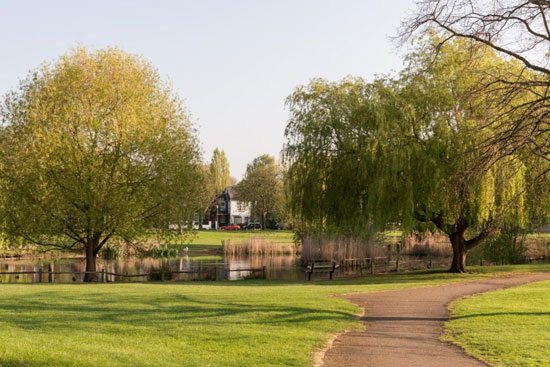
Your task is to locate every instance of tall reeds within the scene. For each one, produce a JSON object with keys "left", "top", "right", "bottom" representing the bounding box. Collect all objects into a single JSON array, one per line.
[
  {"left": 300, "top": 232, "right": 453, "bottom": 265},
  {"left": 222, "top": 238, "right": 297, "bottom": 256},
  {"left": 402, "top": 232, "right": 452, "bottom": 257},
  {"left": 300, "top": 235, "right": 386, "bottom": 265}
]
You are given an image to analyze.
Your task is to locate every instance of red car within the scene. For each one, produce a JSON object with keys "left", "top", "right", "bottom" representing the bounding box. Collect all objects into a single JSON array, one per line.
[{"left": 220, "top": 225, "right": 240, "bottom": 231}]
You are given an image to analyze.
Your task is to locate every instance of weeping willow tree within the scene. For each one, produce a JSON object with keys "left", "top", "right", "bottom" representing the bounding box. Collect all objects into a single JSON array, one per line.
[{"left": 284, "top": 39, "right": 550, "bottom": 272}]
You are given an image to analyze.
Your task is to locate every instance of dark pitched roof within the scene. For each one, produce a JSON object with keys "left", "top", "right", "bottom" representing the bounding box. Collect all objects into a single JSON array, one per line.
[{"left": 225, "top": 186, "right": 240, "bottom": 200}]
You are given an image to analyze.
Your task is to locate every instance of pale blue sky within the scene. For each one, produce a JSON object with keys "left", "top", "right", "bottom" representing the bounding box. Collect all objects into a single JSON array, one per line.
[{"left": 0, "top": 0, "right": 415, "bottom": 178}]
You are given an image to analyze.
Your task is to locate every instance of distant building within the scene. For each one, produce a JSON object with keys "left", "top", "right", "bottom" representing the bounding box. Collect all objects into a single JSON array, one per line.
[{"left": 210, "top": 187, "right": 251, "bottom": 229}]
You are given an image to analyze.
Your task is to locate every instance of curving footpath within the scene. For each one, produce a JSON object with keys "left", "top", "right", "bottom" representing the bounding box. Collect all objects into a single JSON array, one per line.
[{"left": 321, "top": 272, "right": 550, "bottom": 367}]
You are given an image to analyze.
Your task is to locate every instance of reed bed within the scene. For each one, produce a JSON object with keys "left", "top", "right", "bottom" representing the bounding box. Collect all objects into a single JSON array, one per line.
[
  {"left": 402, "top": 232, "right": 452, "bottom": 257},
  {"left": 300, "top": 235, "right": 386, "bottom": 265},
  {"left": 222, "top": 238, "right": 297, "bottom": 256}
]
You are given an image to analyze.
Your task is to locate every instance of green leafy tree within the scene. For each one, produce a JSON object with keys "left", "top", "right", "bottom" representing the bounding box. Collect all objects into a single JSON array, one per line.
[
  {"left": 284, "top": 40, "right": 550, "bottom": 272},
  {"left": 236, "top": 155, "right": 283, "bottom": 229},
  {"left": 0, "top": 47, "right": 202, "bottom": 281},
  {"left": 161, "top": 163, "right": 215, "bottom": 235},
  {"left": 210, "top": 148, "right": 231, "bottom": 194},
  {"left": 194, "top": 164, "right": 217, "bottom": 227}
]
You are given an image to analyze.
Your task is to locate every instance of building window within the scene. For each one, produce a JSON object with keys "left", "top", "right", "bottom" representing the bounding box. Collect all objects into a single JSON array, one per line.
[
  {"left": 219, "top": 201, "right": 226, "bottom": 211},
  {"left": 234, "top": 216, "right": 242, "bottom": 224}
]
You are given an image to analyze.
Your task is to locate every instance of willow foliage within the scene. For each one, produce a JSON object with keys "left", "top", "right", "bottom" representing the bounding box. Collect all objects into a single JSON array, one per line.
[{"left": 284, "top": 39, "right": 550, "bottom": 271}]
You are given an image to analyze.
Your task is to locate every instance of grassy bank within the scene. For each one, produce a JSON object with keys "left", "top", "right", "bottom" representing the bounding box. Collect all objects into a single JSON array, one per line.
[
  {"left": 0, "top": 265, "right": 548, "bottom": 367},
  {"left": 445, "top": 278, "right": 550, "bottom": 367},
  {"left": 168, "top": 230, "right": 296, "bottom": 252}
]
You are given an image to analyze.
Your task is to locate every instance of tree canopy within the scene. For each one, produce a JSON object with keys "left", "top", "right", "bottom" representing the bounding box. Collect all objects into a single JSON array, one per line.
[
  {"left": 402, "top": 0, "right": 550, "bottom": 171},
  {"left": 284, "top": 39, "right": 550, "bottom": 272},
  {"left": 236, "top": 154, "right": 284, "bottom": 229},
  {"left": 0, "top": 47, "right": 202, "bottom": 280}
]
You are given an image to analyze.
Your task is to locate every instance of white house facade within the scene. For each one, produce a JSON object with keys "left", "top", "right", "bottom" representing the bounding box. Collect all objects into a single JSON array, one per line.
[{"left": 210, "top": 187, "right": 251, "bottom": 228}]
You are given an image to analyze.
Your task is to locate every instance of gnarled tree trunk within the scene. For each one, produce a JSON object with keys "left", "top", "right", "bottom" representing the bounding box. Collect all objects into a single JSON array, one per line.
[
  {"left": 447, "top": 222, "right": 493, "bottom": 273},
  {"left": 449, "top": 232, "right": 467, "bottom": 273}
]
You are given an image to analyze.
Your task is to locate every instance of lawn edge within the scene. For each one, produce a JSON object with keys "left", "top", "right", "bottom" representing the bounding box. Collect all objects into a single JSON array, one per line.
[
  {"left": 440, "top": 275, "right": 550, "bottom": 367},
  {"left": 312, "top": 275, "right": 482, "bottom": 367},
  {"left": 313, "top": 270, "right": 549, "bottom": 367},
  {"left": 312, "top": 302, "right": 366, "bottom": 367}
]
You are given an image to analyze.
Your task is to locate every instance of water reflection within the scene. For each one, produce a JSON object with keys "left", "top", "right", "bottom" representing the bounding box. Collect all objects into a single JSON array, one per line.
[
  {"left": 0, "top": 253, "right": 448, "bottom": 283},
  {"left": 0, "top": 253, "right": 303, "bottom": 283}
]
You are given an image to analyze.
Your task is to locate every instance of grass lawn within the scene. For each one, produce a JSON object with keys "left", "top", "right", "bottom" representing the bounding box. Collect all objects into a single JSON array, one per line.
[
  {"left": 170, "top": 230, "right": 296, "bottom": 251},
  {"left": 445, "top": 278, "right": 550, "bottom": 367},
  {"left": 0, "top": 265, "right": 548, "bottom": 367}
]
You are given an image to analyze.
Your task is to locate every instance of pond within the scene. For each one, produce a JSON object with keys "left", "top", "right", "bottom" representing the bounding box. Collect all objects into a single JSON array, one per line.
[
  {"left": 0, "top": 252, "right": 304, "bottom": 283},
  {"left": 0, "top": 250, "right": 448, "bottom": 283}
]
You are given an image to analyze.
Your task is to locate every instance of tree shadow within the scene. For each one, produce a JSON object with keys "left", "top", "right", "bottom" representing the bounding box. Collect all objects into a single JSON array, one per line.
[{"left": 0, "top": 289, "right": 356, "bottom": 336}]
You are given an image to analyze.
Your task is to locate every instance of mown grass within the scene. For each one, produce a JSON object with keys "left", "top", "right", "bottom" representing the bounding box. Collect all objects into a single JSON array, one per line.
[
  {"left": 445, "top": 278, "right": 550, "bottom": 367},
  {"left": 0, "top": 265, "right": 548, "bottom": 367},
  {"left": 170, "top": 230, "right": 296, "bottom": 251}
]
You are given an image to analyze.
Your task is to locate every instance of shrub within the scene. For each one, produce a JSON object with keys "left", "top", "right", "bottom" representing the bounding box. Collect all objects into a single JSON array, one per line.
[{"left": 470, "top": 226, "right": 527, "bottom": 265}]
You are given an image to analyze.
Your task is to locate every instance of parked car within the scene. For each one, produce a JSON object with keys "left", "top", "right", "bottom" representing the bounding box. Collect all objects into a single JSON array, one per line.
[
  {"left": 220, "top": 225, "right": 240, "bottom": 231},
  {"left": 243, "top": 222, "right": 262, "bottom": 230}
]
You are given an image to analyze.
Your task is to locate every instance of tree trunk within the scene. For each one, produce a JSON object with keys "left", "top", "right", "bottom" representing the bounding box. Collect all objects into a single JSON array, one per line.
[
  {"left": 261, "top": 211, "right": 266, "bottom": 230},
  {"left": 449, "top": 232, "right": 467, "bottom": 273},
  {"left": 83, "top": 238, "right": 100, "bottom": 282}
]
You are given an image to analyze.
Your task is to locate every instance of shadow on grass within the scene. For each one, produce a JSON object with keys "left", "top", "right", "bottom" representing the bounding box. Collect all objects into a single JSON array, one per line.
[{"left": 0, "top": 290, "right": 355, "bottom": 335}]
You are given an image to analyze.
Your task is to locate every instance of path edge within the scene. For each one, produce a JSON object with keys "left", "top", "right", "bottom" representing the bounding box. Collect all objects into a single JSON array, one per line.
[
  {"left": 315, "top": 272, "right": 550, "bottom": 367},
  {"left": 312, "top": 303, "right": 365, "bottom": 367},
  {"left": 312, "top": 277, "right": 493, "bottom": 367},
  {"left": 439, "top": 276, "right": 550, "bottom": 367}
]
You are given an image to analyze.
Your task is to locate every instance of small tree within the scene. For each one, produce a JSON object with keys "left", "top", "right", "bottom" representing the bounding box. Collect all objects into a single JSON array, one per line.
[
  {"left": 194, "top": 164, "right": 217, "bottom": 228},
  {"left": 236, "top": 155, "right": 283, "bottom": 229},
  {"left": 0, "top": 47, "right": 201, "bottom": 281},
  {"left": 210, "top": 148, "right": 231, "bottom": 194}
]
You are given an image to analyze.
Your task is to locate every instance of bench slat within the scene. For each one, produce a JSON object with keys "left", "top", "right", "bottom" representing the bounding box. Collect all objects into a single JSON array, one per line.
[{"left": 305, "top": 261, "right": 339, "bottom": 280}]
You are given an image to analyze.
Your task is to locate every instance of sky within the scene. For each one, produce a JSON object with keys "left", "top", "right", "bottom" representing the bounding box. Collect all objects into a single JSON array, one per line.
[{"left": 0, "top": 0, "right": 416, "bottom": 179}]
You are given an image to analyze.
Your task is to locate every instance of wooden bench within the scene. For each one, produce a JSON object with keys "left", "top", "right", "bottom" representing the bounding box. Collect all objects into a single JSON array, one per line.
[{"left": 305, "top": 261, "right": 340, "bottom": 280}]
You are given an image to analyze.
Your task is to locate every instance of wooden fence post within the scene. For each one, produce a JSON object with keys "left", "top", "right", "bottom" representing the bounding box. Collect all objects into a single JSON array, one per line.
[
  {"left": 102, "top": 269, "right": 106, "bottom": 283},
  {"left": 161, "top": 270, "right": 165, "bottom": 282},
  {"left": 396, "top": 259, "right": 400, "bottom": 273},
  {"left": 38, "top": 268, "right": 42, "bottom": 283},
  {"left": 371, "top": 262, "right": 375, "bottom": 275},
  {"left": 262, "top": 265, "right": 266, "bottom": 280},
  {"left": 48, "top": 264, "right": 53, "bottom": 283}
]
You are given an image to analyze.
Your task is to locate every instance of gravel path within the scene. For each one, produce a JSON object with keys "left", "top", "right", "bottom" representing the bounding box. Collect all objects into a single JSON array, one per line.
[{"left": 321, "top": 272, "right": 550, "bottom": 367}]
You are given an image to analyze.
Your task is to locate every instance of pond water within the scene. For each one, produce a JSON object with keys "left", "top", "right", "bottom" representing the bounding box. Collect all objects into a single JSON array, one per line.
[
  {"left": 0, "top": 251, "right": 448, "bottom": 283},
  {"left": 0, "top": 252, "right": 304, "bottom": 283}
]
